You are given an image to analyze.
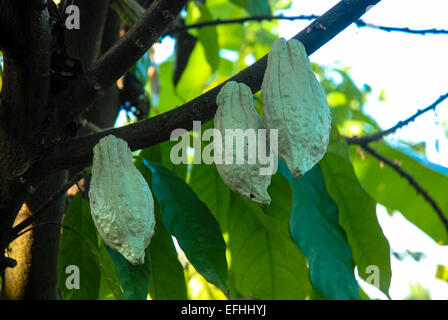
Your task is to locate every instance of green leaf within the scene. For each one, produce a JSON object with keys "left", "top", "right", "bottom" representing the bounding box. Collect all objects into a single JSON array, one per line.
[
  {"left": 111, "top": 0, "right": 141, "bottom": 26},
  {"left": 134, "top": 154, "right": 188, "bottom": 300},
  {"left": 269, "top": 0, "right": 291, "bottom": 10},
  {"left": 247, "top": 0, "right": 271, "bottom": 15},
  {"left": 145, "top": 161, "right": 229, "bottom": 292},
  {"left": 350, "top": 142, "right": 448, "bottom": 243},
  {"left": 229, "top": 196, "right": 311, "bottom": 299},
  {"left": 148, "top": 206, "right": 188, "bottom": 300},
  {"left": 58, "top": 194, "right": 101, "bottom": 300},
  {"left": 95, "top": 242, "right": 124, "bottom": 300},
  {"left": 105, "top": 245, "right": 151, "bottom": 300},
  {"left": 189, "top": 163, "right": 313, "bottom": 299},
  {"left": 157, "top": 61, "right": 185, "bottom": 113},
  {"left": 279, "top": 160, "right": 361, "bottom": 300},
  {"left": 319, "top": 126, "right": 392, "bottom": 297},
  {"left": 205, "top": 1, "right": 245, "bottom": 51},
  {"left": 157, "top": 44, "right": 212, "bottom": 112},
  {"left": 138, "top": 140, "right": 187, "bottom": 181},
  {"left": 175, "top": 42, "right": 213, "bottom": 101},
  {"left": 197, "top": 5, "right": 220, "bottom": 72},
  {"left": 229, "top": 0, "right": 271, "bottom": 15}
]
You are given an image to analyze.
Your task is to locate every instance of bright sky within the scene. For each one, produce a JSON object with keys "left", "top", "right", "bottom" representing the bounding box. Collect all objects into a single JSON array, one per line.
[{"left": 149, "top": 0, "right": 448, "bottom": 300}]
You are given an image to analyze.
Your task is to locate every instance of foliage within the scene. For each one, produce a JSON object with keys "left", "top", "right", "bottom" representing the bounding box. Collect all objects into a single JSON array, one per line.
[{"left": 55, "top": 0, "right": 448, "bottom": 300}]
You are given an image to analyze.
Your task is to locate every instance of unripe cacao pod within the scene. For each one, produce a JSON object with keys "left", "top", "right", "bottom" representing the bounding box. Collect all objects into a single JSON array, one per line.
[
  {"left": 89, "top": 135, "right": 155, "bottom": 265},
  {"left": 261, "top": 38, "right": 332, "bottom": 178},
  {"left": 214, "top": 81, "right": 273, "bottom": 206}
]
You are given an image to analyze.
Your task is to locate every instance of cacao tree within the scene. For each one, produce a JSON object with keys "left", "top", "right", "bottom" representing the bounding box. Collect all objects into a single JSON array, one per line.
[{"left": 0, "top": 0, "right": 446, "bottom": 300}]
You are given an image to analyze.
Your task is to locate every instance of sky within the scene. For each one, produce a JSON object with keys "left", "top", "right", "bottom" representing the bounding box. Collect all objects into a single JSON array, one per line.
[{"left": 125, "top": 0, "right": 448, "bottom": 299}]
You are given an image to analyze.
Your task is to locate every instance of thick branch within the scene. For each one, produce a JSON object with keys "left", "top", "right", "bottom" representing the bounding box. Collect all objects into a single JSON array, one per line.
[
  {"left": 47, "top": 0, "right": 188, "bottom": 136},
  {"left": 29, "top": 0, "right": 381, "bottom": 181},
  {"left": 8, "top": 171, "right": 86, "bottom": 244}
]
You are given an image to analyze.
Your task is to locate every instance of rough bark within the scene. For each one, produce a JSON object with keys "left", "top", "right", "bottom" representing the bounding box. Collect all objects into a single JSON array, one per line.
[
  {"left": 0, "top": 0, "right": 119, "bottom": 299},
  {"left": 0, "top": 0, "right": 52, "bottom": 277},
  {"left": 3, "top": 171, "right": 68, "bottom": 300}
]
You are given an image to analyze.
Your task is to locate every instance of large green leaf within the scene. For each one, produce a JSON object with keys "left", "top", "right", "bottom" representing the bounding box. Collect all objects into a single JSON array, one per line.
[
  {"left": 189, "top": 162, "right": 313, "bottom": 299},
  {"left": 175, "top": 42, "right": 212, "bottom": 102},
  {"left": 157, "top": 41, "right": 211, "bottom": 112},
  {"left": 138, "top": 140, "right": 187, "bottom": 181},
  {"left": 95, "top": 241, "right": 124, "bottom": 300},
  {"left": 58, "top": 194, "right": 101, "bottom": 300},
  {"left": 197, "top": 5, "right": 220, "bottom": 72},
  {"left": 269, "top": 0, "right": 291, "bottom": 10},
  {"left": 134, "top": 154, "right": 188, "bottom": 299},
  {"left": 145, "top": 161, "right": 229, "bottom": 292},
  {"left": 105, "top": 245, "right": 151, "bottom": 300},
  {"left": 157, "top": 61, "right": 184, "bottom": 114},
  {"left": 229, "top": 0, "right": 271, "bottom": 15},
  {"left": 350, "top": 142, "right": 448, "bottom": 244},
  {"left": 279, "top": 160, "right": 361, "bottom": 300},
  {"left": 148, "top": 206, "right": 188, "bottom": 300},
  {"left": 205, "top": 0, "right": 245, "bottom": 51},
  {"left": 319, "top": 126, "right": 392, "bottom": 297}
]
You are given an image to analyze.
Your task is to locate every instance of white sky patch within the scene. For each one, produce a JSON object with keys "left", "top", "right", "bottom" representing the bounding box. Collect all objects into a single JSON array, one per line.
[
  {"left": 153, "top": 36, "right": 176, "bottom": 64},
  {"left": 244, "top": 54, "right": 256, "bottom": 66},
  {"left": 220, "top": 49, "right": 239, "bottom": 62}
]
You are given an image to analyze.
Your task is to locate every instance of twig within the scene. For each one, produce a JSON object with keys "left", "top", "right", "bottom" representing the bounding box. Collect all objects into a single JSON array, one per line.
[
  {"left": 347, "top": 92, "right": 448, "bottom": 145},
  {"left": 80, "top": 118, "right": 102, "bottom": 133},
  {"left": 359, "top": 143, "right": 448, "bottom": 233},
  {"left": 7, "top": 170, "right": 86, "bottom": 243},
  {"left": 164, "top": 15, "right": 448, "bottom": 36},
  {"left": 10, "top": 221, "right": 80, "bottom": 243},
  {"left": 164, "top": 14, "right": 321, "bottom": 36},
  {"left": 354, "top": 19, "right": 448, "bottom": 35},
  {"left": 3, "top": 221, "right": 86, "bottom": 272}
]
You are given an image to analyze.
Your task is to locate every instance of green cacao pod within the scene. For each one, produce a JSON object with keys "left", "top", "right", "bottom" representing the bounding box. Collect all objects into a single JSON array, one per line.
[
  {"left": 89, "top": 135, "right": 155, "bottom": 265},
  {"left": 214, "top": 81, "right": 273, "bottom": 206},
  {"left": 261, "top": 38, "right": 332, "bottom": 178}
]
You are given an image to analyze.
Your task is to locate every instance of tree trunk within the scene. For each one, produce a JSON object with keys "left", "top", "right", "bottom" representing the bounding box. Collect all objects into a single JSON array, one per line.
[
  {"left": 0, "top": 1, "right": 121, "bottom": 299},
  {"left": 3, "top": 171, "right": 67, "bottom": 300}
]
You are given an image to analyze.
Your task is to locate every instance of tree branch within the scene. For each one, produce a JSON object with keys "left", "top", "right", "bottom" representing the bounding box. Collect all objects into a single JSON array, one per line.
[
  {"left": 164, "top": 14, "right": 320, "bottom": 36},
  {"left": 164, "top": 15, "right": 448, "bottom": 37},
  {"left": 46, "top": 0, "right": 188, "bottom": 137},
  {"left": 347, "top": 92, "right": 448, "bottom": 145},
  {"left": 354, "top": 19, "right": 448, "bottom": 35},
  {"left": 7, "top": 171, "right": 86, "bottom": 245},
  {"left": 358, "top": 143, "right": 448, "bottom": 234},
  {"left": 27, "top": 0, "right": 382, "bottom": 182}
]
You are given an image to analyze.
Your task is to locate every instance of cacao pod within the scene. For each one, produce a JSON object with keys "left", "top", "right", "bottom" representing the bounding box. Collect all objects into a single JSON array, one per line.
[
  {"left": 89, "top": 135, "right": 155, "bottom": 265},
  {"left": 261, "top": 38, "right": 332, "bottom": 178},
  {"left": 214, "top": 81, "right": 273, "bottom": 206}
]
